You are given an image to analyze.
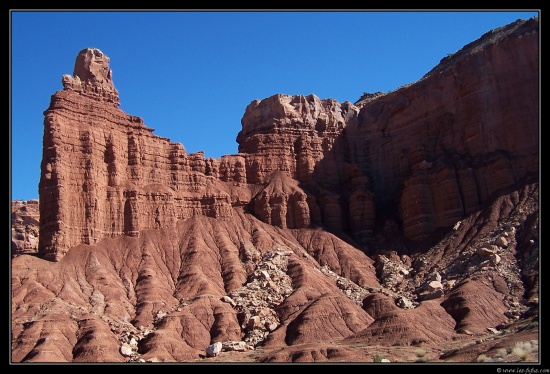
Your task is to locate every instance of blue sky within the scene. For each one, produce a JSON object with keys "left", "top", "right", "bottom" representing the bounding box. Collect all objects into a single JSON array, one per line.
[{"left": 10, "top": 10, "right": 539, "bottom": 201}]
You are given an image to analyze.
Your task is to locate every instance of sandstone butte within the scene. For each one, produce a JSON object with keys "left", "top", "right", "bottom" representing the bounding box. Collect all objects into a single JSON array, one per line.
[{"left": 11, "top": 17, "right": 539, "bottom": 364}]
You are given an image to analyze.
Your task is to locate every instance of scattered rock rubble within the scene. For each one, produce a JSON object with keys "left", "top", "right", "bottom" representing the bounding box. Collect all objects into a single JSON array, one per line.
[
  {"left": 319, "top": 265, "right": 370, "bottom": 306},
  {"left": 224, "top": 245, "right": 294, "bottom": 348}
]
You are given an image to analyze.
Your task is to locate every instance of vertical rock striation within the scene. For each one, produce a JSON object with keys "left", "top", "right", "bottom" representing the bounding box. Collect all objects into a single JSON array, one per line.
[
  {"left": 39, "top": 48, "right": 240, "bottom": 261},
  {"left": 348, "top": 18, "right": 538, "bottom": 243},
  {"left": 39, "top": 18, "right": 538, "bottom": 261}
]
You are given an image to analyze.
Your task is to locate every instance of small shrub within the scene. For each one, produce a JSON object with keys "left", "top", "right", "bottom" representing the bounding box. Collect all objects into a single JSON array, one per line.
[
  {"left": 512, "top": 341, "right": 537, "bottom": 361},
  {"left": 373, "top": 354, "right": 384, "bottom": 363},
  {"left": 494, "top": 348, "right": 509, "bottom": 358},
  {"left": 476, "top": 354, "right": 494, "bottom": 362}
]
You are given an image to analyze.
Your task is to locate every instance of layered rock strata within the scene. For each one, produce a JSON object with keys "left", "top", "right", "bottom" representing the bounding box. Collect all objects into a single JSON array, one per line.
[
  {"left": 39, "top": 19, "right": 538, "bottom": 262},
  {"left": 11, "top": 199, "right": 40, "bottom": 257}
]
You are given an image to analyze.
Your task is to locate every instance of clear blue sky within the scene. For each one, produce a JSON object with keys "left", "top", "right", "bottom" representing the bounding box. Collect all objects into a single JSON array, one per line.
[{"left": 10, "top": 10, "right": 539, "bottom": 201}]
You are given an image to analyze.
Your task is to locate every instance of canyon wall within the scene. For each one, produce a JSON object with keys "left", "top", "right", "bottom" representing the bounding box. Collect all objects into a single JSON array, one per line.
[
  {"left": 348, "top": 19, "right": 539, "bottom": 241},
  {"left": 38, "top": 18, "right": 538, "bottom": 261}
]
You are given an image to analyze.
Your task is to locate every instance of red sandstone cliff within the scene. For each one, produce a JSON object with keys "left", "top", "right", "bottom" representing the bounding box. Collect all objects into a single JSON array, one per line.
[
  {"left": 11, "top": 200, "right": 40, "bottom": 257},
  {"left": 351, "top": 19, "right": 538, "bottom": 244},
  {"left": 12, "top": 18, "right": 539, "bottom": 363},
  {"left": 39, "top": 20, "right": 538, "bottom": 262},
  {"left": 39, "top": 48, "right": 241, "bottom": 261}
]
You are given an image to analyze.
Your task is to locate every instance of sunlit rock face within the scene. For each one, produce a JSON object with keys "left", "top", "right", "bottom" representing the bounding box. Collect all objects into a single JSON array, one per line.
[{"left": 38, "top": 19, "right": 537, "bottom": 260}]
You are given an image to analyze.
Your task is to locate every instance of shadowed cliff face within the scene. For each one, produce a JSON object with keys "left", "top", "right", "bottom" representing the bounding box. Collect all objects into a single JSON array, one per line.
[
  {"left": 12, "top": 18, "right": 539, "bottom": 363},
  {"left": 350, "top": 18, "right": 538, "bottom": 244}
]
